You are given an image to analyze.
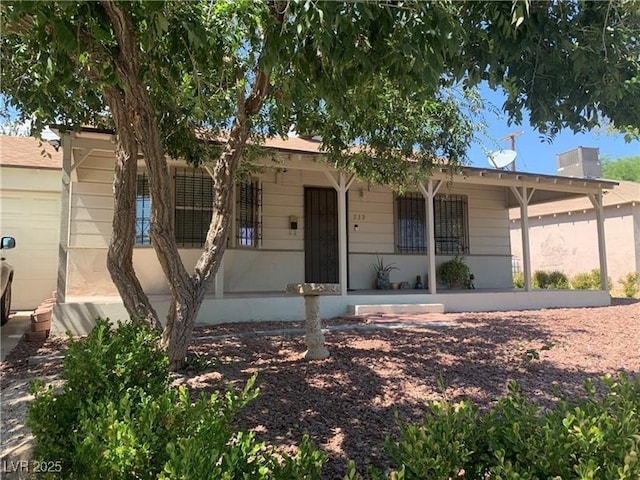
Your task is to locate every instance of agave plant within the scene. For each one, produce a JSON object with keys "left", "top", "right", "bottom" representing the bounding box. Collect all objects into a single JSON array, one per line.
[{"left": 373, "top": 256, "right": 398, "bottom": 289}]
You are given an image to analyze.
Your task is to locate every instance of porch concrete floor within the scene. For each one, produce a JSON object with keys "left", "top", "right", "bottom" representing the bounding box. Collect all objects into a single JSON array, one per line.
[{"left": 222, "top": 287, "right": 522, "bottom": 298}]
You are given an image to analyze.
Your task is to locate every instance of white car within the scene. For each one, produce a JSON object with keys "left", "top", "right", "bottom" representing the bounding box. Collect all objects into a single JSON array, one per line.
[{"left": 1, "top": 236, "right": 16, "bottom": 325}]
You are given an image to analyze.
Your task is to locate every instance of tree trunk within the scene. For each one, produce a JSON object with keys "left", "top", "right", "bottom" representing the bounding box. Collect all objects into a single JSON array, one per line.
[
  {"left": 103, "top": 1, "right": 200, "bottom": 369},
  {"left": 102, "top": 0, "right": 273, "bottom": 369},
  {"left": 103, "top": 87, "right": 161, "bottom": 330}
]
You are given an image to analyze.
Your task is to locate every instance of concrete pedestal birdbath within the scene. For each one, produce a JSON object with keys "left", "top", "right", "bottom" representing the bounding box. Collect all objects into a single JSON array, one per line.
[{"left": 285, "top": 283, "right": 340, "bottom": 360}]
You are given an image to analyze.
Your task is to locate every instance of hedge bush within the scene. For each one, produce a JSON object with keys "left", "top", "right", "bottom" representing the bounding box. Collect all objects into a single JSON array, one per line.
[
  {"left": 512, "top": 271, "right": 524, "bottom": 288},
  {"left": 619, "top": 272, "right": 640, "bottom": 298},
  {"left": 532, "top": 269, "right": 569, "bottom": 289},
  {"left": 571, "top": 268, "right": 612, "bottom": 291},
  {"left": 548, "top": 270, "right": 569, "bottom": 289},
  {"left": 437, "top": 255, "right": 471, "bottom": 289},
  {"left": 362, "top": 374, "right": 640, "bottom": 479},
  {"left": 28, "top": 319, "right": 325, "bottom": 479},
  {"left": 532, "top": 270, "right": 550, "bottom": 289}
]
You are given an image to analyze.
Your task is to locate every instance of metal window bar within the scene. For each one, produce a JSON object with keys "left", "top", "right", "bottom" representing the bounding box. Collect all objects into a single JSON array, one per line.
[
  {"left": 135, "top": 173, "right": 151, "bottom": 245},
  {"left": 512, "top": 257, "right": 521, "bottom": 275},
  {"left": 174, "top": 168, "right": 214, "bottom": 247},
  {"left": 236, "top": 180, "right": 261, "bottom": 247},
  {"left": 434, "top": 194, "right": 469, "bottom": 254},
  {"left": 396, "top": 192, "right": 427, "bottom": 253}
]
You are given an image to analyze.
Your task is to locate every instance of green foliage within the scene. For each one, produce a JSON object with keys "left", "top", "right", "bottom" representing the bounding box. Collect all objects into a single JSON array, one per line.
[
  {"left": 532, "top": 270, "right": 550, "bottom": 289},
  {"left": 373, "top": 256, "right": 399, "bottom": 289},
  {"left": 372, "top": 256, "right": 399, "bottom": 277},
  {"left": 2, "top": 1, "right": 639, "bottom": 179},
  {"left": 437, "top": 256, "right": 471, "bottom": 289},
  {"left": 619, "top": 272, "right": 640, "bottom": 298},
  {"left": 27, "top": 320, "right": 325, "bottom": 479},
  {"left": 374, "top": 374, "right": 640, "bottom": 479},
  {"left": 63, "top": 319, "right": 169, "bottom": 400},
  {"left": 602, "top": 156, "right": 640, "bottom": 183},
  {"left": 512, "top": 271, "right": 524, "bottom": 288},
  {"left": 571, "top": 272, "right": 597, "bottom": 290},
  {"left": 27, "top": 319, "right": 169, "bottom": 467},
  {"left": 548, "top": 270, "right": 570, "bottom": 289},
  {"left": 385, "top": 399, "right": 484, "bottom": 478},
  {"left": 571, "top": 268, "right": 612, "bottom": 291},
  {"left": 533, "top": 270, "right": 569, "bottom": 289}
]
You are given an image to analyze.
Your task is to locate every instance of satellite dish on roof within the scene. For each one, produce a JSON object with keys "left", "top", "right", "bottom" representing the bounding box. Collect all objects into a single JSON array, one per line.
[{"left": 488, "top": 149, "right": 517, "bottom": 170}]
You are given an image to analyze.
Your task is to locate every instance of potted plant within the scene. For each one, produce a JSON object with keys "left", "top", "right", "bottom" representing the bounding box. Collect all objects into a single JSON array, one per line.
[
  {"left": 372, "top": 256, "right": 398, "bottom": 290},
  {"left": 437, "top": 255, "right": 471, "bottom": 289}
]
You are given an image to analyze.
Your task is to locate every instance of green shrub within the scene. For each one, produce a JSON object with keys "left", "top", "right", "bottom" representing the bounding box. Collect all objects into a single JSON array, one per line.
[
  {"left": 374, "top": 374, "right": 640, "bottom": 479},
  {"left": 532, "top": 270, "right": 550, "bottom": 289},
  {"left": 571, "top": 268, "right": 612, "bottom": 290},
  {"left": 27, "top": 319, "right": 169, "bottom": 470},
  {"left": 548, "top": 270, "right": 569, "bottom": 289},
  {"left": 619, "top": 272, "right": 640, "bottom": 298},
  {"left": 28, "top": 319, "right": 326, "bottom": 479},
  {"left": 531, "top": 270, "right": 568, "bottom": 289},
  {"left": 437, "top": 256, "right": 471, "bottom": 289},
  {"left": 512, "top": 271, "right": 524, "bottom": 288},
  {"left": 571, "top": 271, "right": 595, "bottom": 290}
]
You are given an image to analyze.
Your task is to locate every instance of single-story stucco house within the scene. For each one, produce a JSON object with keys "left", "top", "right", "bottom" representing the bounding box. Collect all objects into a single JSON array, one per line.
[
  {"left": 49, "top": 129, "right": 617, "bottom": 335},
  {"left": 0, "top": 135, "right": 61, "bottom": 310},
  {"left": 510, "top": 147, "right": 639, "bottom": 285}
]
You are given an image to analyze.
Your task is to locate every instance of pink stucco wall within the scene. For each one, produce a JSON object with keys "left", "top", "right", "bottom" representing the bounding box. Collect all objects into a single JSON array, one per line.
[{"left": 510, "top": 204, "right": 639, "bottom": 284}]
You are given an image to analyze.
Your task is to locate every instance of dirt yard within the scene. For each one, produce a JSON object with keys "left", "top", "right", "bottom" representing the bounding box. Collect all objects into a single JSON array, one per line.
[{"left": 1, "top": 298, "right": 638, "bottom": 478}]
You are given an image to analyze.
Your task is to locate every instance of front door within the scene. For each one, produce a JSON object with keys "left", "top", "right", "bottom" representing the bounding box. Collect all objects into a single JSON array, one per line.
[{"left": 304, "top": 187, "right": 339, "bottom": 283}]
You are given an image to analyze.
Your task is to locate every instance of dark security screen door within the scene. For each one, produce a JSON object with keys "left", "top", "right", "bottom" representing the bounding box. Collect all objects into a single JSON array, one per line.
[{"left": 304, "top": 187, "right": 339, "bottom": 283}]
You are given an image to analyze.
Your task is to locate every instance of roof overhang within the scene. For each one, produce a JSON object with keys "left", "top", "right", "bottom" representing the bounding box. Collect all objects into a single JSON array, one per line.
[
  {"left": 429, "top": 165, "right": 618, "bottom": 208},
  {"left": 59, "top": 127, "right": 618, "bottom": 207}
]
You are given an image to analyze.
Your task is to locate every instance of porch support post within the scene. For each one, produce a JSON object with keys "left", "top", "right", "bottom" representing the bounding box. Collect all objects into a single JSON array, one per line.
[
  {"left": 588, "top": 191, "right": 609, "bottom": 291},
  {"left": 510, "top": 186, "right": 535, "bottom": 291},
  {"left": 324, "top": 171, "right": 355, "bottom": 296},
  {"left": 56, "top": 133, "right": 73, "bottom": 302},
  {"left": 418, "top": 180, "right": 442, "bottom": 294},
  {"left": 214, "top": 255, "right": 224, "bottom": 299}
]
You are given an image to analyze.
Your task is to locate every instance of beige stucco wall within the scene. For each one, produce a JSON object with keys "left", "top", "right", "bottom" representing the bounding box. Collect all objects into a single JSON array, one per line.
[
  {"left": 0, "top": 166, "right": 61, "bottom": 309},
  {"left": 64, "top": 152, "right": 515, "bottom": 298},
  {"left": 510, "top": 204, "right": 640, "bottom": 284}
]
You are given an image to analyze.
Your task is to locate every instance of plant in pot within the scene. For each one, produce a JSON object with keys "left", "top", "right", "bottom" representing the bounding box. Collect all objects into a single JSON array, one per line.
[
  {"left": 372, "top": 256, "right": 398, "bottom": 290},
  {"left": 437, "top": 255, "right": 471, "bottom": 289}
]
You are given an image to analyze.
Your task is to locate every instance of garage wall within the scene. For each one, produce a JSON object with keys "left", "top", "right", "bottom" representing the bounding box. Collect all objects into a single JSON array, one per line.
[{"left": 0, "top": 166, "right": 61, "bottom": 309}]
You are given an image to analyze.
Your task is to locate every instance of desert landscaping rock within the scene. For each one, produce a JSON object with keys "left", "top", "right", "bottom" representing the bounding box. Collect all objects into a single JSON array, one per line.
[{"left": 1, "top": 299, "right": 638, "bottom": 478}]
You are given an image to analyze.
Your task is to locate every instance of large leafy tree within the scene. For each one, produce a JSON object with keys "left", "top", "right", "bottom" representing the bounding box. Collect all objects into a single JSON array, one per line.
[
  {"left": 2, "top": 0, "right": 639, "bottom": 368},
  {"left": 602, "top": 156, "right": 640, "bottom": 182}
]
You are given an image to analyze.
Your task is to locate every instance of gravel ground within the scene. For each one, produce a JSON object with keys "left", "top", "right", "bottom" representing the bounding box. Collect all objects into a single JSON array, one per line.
[{"left": 1, "top": 299, "right": 638, "bottom": 478}]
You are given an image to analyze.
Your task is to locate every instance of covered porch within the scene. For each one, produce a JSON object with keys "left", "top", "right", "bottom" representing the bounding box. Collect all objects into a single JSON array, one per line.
[
  {"left": 54, "top": 287, "right": 610, "bottom": 335},
  {"left": 52, "top": 131, "right": 618, "bottom": 336}
]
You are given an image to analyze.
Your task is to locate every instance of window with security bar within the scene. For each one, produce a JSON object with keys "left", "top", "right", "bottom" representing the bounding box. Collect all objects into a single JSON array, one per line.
[
  {"left": 434, "top": 194, "right": 469, "bottom": 255},
  {"left": 396, "top": 192, "right": 469, "bottom": 254},
  {"left": 236, "top": 179, "right": 261, "bottom": 247},
  {"left": 174, "top": 168, "right": 214, "bottom": 247},
  {"left": 396, "top": 192, "right": 427, "bottom": 253},
  {"left": 135, "top": 173, "right": 151, "bottom": 246}
]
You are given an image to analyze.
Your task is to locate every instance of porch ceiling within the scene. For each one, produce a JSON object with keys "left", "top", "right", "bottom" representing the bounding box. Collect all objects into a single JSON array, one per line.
[{"left": 264, "top": 153, "right": 619, "bottom": 208}]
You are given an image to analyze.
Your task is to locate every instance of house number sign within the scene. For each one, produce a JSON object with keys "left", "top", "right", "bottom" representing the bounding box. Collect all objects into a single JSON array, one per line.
[{"left": 352, "top": 213, "right": 365, "bottom": 221}]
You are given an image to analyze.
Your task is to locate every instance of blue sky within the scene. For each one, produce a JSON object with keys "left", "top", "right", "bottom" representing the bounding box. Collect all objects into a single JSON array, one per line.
[{"left": 467, "top": 87, "right": 640, "bottom": 175}]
